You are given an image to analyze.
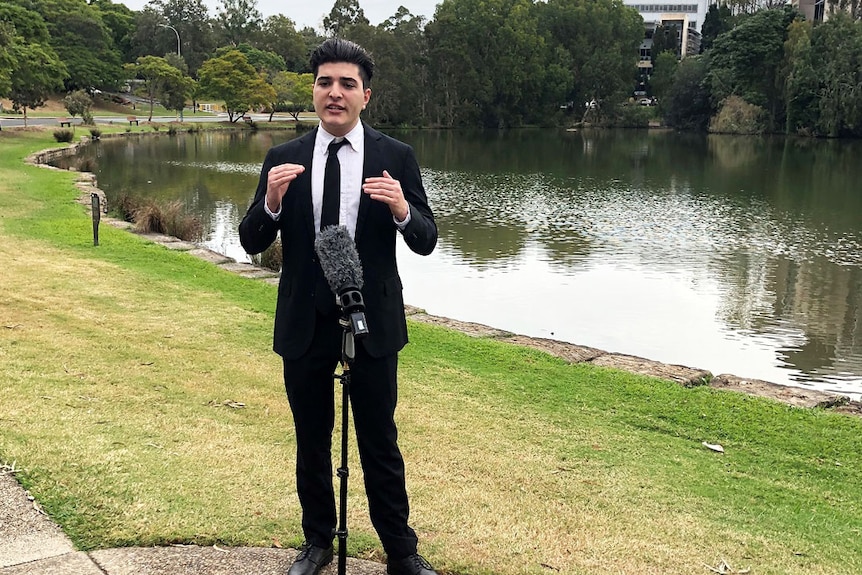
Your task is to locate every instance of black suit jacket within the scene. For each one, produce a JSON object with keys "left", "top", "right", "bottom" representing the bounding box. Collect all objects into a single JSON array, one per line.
[{"left": 239, "top": 123, "right": 437, "bottom": 360}]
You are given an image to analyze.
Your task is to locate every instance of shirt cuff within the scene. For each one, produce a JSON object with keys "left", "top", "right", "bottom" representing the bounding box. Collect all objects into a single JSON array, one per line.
[
  {"left": 264, "top": 200, "right": 281, "bottom": 221},
  {"left": 394, "top": 205, "right": 411, "bottom": 230}
]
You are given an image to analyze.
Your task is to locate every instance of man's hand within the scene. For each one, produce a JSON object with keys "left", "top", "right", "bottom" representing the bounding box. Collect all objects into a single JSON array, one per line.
[
  {"left": 266, "top": 163, "right": 306, "bottom": 213},
  {"left": 363, "top": 170, "right": 409, "bottom": 222}
]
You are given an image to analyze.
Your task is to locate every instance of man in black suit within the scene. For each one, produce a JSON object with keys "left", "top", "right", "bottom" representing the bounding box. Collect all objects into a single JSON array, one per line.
[{"left": 238, "top": 39, "right": 438, "bottom": 575}]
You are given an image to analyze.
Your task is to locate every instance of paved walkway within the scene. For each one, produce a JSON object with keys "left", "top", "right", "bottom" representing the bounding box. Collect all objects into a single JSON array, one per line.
[{"left": 1, "top": 469, "right": 384, "bottom": 575}]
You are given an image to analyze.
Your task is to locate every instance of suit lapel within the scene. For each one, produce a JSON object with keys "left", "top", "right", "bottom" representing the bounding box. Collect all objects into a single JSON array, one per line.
[
  {"left": 295, "top": 128, "right": 318, "bottom": 241},
  {"left": 358, "top": 123, "right": 383, "bottom": 241}
]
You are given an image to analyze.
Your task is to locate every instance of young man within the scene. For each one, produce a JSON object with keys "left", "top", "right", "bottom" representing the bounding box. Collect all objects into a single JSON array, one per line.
[{"left": 238, "top": 39, "right": 439, "bottom": 575}]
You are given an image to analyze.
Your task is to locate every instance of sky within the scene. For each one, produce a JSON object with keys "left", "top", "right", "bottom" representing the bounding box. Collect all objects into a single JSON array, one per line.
[{"left": 117, "top": 0, "right": 441, "bottom": 31}]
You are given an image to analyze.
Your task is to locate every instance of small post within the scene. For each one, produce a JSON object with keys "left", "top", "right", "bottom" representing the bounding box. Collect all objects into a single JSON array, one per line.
[{"left": 91, "top": 193, "right": 100, "bottom": 246}]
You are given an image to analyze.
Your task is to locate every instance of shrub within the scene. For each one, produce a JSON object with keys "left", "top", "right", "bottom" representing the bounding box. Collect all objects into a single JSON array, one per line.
[
  {"left": 709, "top": 95, "right": 767, "bottom": 135},
  {"left": 109, "top": 193, "right": 202, "bottom": 242},
  {"left": 53, "top": 129, "right": 75, "bottom": 143},
  {"left": 133, "top": 200, "right": 203, "bottom": 242},
  {"left": 167, "top": 125, "right": 178, "bottom": 136},
  {"left": 89, "top": 128, "right": 102, "bottom": 140}
]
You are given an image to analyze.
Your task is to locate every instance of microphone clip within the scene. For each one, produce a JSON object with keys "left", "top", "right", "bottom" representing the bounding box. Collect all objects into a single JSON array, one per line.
[{"left": 338, "top": 287, "right": 369, "bottom": 339}]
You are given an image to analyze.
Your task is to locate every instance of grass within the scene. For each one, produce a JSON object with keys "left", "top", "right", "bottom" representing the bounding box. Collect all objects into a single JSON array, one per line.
[{"left": 2, "top": 128, "right": 862, "bottom": 575}]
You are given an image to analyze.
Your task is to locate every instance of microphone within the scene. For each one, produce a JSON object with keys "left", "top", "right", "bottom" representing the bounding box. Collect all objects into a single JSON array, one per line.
[{"left": 315, "top": 225, "right": 369, "bottom": 338}]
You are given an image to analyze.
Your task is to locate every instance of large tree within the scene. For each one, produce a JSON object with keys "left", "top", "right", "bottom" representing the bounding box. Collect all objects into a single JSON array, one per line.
[
  {"left": 31, "top": 0, "right": 123, "bottom": 90},
  {"left": 197, "top": 49, "right": 274, "bottom": 121},
  {"left": 7, "top": 41, "right": 68, "bottom": 125},
  {"left": 323, "top": 0, "right": 369, "bottom": 37},
  {"left": 126, "top": 55, "right": 185, "bottom": 120},
  {"left": 707, "top": 7, "right": 797, "bottom": 132},
  {"left": 810, "top": 13, "right": 862, "bottom": 137},
  {"left": 269, "top": 70, "right": 313, "bottom": 120},
  {"left": 146, "top": 0, "right": 215, "bottom": 76},
  {"left": 214, "top": 0, "right": 263, "bottom": 47},
  {"left": 538, "top": 0, "right": 644, "bottom": 120},
  {"left": 258, "top": 15, "right": 309, "bottom": 72}
]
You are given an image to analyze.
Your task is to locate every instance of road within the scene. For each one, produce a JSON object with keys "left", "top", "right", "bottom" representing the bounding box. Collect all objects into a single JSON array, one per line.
[{"left": 0, "top": 112, "right": 297, "bottom": 129}]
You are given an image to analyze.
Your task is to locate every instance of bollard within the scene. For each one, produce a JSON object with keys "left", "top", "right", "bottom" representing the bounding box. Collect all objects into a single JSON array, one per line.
[{"left": 91, "top": 193, "right": 100, "bottom": 246}]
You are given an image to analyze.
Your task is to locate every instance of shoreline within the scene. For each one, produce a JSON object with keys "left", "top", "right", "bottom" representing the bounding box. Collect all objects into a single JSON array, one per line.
[{"left": 29, "top": 142, "right": 862, "bottom": 417}]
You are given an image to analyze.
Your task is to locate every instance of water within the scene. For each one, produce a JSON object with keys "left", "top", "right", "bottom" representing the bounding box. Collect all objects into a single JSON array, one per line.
[{"left": 66, "top": 129, "right": 862, "bottom": 400}]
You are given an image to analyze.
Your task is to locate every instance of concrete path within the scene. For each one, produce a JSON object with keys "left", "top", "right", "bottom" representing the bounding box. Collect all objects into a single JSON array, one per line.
[{"left": 1, "top": 470, "right": 385, "bottom": 575}]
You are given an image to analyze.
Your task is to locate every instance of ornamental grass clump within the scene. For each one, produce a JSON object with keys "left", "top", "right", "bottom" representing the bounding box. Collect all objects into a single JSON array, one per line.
[
  {"left": 53, "top": 129, "right": 74, "bottom": 143},
  {"left": 133, "top": 199, "right": 203, "bottom": 242}
]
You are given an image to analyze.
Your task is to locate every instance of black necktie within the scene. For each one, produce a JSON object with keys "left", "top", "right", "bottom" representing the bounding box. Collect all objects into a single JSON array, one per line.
[{"left": 321, "top": 139, "right": 347, "bottom": 230}]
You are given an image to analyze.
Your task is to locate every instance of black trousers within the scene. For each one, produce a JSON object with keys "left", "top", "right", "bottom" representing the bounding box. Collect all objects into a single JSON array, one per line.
[{"left": 281, "top": 311, "right": 418, "bottom": 560}]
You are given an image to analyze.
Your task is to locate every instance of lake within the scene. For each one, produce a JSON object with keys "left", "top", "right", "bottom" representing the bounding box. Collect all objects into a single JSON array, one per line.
[{"left": 66, "top": 128, "right": 862, "bottom": 400}]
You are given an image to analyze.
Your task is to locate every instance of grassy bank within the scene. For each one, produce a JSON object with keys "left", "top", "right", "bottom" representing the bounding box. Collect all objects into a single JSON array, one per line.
[{"left": 1, "top": 129, "right": 861, "bottom": 575}]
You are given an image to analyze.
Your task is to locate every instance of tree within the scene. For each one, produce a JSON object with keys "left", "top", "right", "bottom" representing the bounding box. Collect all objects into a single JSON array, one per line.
[
  {"left": 538, "top": 0, "right": 644, "bottom": 122},
  {"left": 811, "top": 13, "right": 862, "bottom": 137},
  {"left": 700, "top": 4, "right": 733, "bottom": 53},
  {"left": 0, "top": 22, "right": 16, "bottom": 98},
  {"left": 214, "top": 0, "right": 263, "bottom": 47},
  {"left": 34, "top": 0, "right": 123, "bottom": 91},
  {"left": 90, "top": 0, "right": 136, "bottom": 63},
  {"left": 270, "top": 70, "right": 313, "bottom": 120},
  {"left": 8, "top": 41, "right": 69, "bottom": 126},
  {"left": 651, "top": 51, "right": 678, "bottom": 106},
  {"left": 147, "top": 0, "right": 215, "bottom": 77},
  {"left": 782, "top": 19, "right": 818, "bottom": 134},
  {"left": 323, "top": 0, "right": 369, "bottom": 37},
  {"left": 197, "top": 49, "right": 274, "bottom": 121},
  {"left": 126, "top": 55, "right": 184, "bottom": 121},
  {"left": 259, "top": 15, "right": 309, "bottom": 72},
  {"left": 707, "top": 7, "right": 797, "bottom": 132},
  {"left": 664, "top": 55, "right": 712, "bottom": 130},
  {"left": 225, "top": 43, "right": 285, "bottom": 76},
  {"left": 162, "top": 72, "right": 196, "bottom": 121},
  {"left": 651, "top": 23, "right": 680, "bottom": 62},
  {"left": 63, "top": 89, "right": 95, "bottom": 124}
]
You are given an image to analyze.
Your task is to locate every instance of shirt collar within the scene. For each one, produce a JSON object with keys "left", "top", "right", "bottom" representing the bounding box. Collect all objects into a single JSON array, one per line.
[{"left": 317, "top": 121, "right": 364, "bottom": 153}]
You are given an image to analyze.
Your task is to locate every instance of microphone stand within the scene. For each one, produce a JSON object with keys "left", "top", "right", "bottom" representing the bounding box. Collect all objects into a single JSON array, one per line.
[{"left": 334, "top": 311, "right": 356, "bottom": 575}]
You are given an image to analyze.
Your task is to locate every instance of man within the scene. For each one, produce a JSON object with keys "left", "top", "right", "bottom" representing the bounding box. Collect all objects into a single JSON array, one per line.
[{"left": 238, "top": 39, "right": 438, "bottom": 575}]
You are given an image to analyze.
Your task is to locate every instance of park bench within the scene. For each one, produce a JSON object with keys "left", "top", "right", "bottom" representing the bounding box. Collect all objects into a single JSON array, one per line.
[
  {"left": 58, "top": 118, "right": 72, "bottom": 127},
  {"left": 127, "top": 116, "right": 139, "bottom": 126},
  {"left": 241, "top": 115, "right": 253, "bottom": 124}
]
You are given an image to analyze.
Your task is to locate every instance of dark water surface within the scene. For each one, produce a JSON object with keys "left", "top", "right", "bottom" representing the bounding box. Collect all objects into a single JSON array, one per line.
[{"left": 69, "top": 129, "right": 862, "bottom": 399}]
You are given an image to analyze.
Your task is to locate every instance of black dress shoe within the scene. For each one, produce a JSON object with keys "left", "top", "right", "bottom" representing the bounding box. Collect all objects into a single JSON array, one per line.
[
  {"left": 387, "top": 553, "right": 438, "bottom": 575},
  {"left": 288, "top": 543, "right": 334, "bottom": 575}
]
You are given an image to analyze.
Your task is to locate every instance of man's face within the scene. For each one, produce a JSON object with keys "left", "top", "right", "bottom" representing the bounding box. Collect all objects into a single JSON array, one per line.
[{"left": 313, "top": 61, "right": 371, "bottom": 137}]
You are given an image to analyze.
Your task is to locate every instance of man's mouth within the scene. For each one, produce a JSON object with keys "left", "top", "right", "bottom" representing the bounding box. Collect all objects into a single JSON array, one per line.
[{"left": 327, "top": 105, "right": 345, "bottom": 111}]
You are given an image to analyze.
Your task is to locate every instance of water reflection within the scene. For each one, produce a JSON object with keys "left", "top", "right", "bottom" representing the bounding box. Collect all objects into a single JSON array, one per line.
[{"left": 63, "top": 129, "right": 862, "bottom": 399}]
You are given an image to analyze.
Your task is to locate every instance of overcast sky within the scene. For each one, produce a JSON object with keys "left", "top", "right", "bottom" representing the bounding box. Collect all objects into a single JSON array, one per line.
[{"left": 117, "top": 0, "right": 441, "bottom": 31}]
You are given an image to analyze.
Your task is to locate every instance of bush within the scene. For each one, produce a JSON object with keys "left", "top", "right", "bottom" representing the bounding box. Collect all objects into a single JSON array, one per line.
[
  {"left": 109, "top": 193, "right": 203, "bottom": 242},
  {"left": 167, "top": 125, "right": 178, "bottom": 136},
  {"left": 89, "top": 128, "right": 102, "bottom": 140},
  {"left": 133, "top": 200, "right": 203, "bottom": 242},
  {"left": 709, "top": 95, "right": 767, "bottom": 135},
  {"left": 53, "top": 129, "right": 75, "bottom": 143}
]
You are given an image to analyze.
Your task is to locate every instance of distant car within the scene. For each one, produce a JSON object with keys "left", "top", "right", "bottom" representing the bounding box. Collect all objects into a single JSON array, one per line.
[{"left": 639, "top": 98, "right": 655, "bottom": 106}]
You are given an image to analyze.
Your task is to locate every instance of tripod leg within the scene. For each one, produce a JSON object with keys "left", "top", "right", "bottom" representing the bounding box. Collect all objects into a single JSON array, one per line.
[{"left": 335, "top": 366, "right": 350, "bottom": 575}]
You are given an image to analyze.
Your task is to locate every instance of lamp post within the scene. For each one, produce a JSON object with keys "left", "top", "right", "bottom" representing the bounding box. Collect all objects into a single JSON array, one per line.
[{"left": 159, "top": 24, "right": 181, "bottom": 58}]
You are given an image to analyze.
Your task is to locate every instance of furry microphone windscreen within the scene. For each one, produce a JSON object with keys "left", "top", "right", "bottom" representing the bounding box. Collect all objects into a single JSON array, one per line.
[{"left": 314, "top": 225, "right": 365, "bottom": 294}]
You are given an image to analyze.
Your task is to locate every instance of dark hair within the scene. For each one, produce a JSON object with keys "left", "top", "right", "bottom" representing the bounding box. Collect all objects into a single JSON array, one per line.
[{"left": 310, "top": 38, "right": 374, "bottom": 88}]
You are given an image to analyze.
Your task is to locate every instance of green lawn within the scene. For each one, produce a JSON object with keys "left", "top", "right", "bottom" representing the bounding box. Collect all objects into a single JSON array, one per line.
[{"left": 1, "top": 128, "right": 861, "bottom": 575}]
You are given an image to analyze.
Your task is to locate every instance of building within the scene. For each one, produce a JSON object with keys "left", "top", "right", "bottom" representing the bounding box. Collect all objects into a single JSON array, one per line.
[{"left": 626, "top": 0, "right": 708, "bottom": 85}]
